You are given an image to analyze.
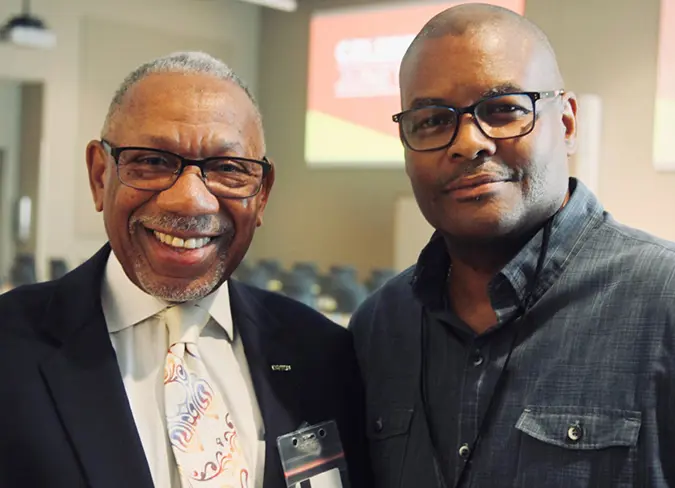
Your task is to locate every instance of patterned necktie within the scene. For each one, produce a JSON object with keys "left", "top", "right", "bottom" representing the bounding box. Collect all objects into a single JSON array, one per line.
[{"left": 163, "top": 304, "right": 250, "bottom": 488}]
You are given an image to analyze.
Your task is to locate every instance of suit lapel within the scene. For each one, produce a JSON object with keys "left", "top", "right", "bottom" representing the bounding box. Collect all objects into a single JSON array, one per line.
[
  {"left": 229, "top": 282, "right": 301, "bottom": 488},
  {"left": 38, "top": 245, "right": 153, "bottom": 488}
]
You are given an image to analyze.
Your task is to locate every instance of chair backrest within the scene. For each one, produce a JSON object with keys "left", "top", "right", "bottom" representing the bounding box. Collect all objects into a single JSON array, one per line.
[
  {"left": 323, "top": 265, "right": 368, "bottom": 314},
  {"left": 279, "top": 270, "right": 318, "bottom": 308},
  {"left": 291, "top": 261, "right": 319, "bottom": 279},
  {"left": 10, "top": 254, "right": 36, "bottom": 286},
  {"left": 257, "top": 259, "right": 283, "bottom": 278},
  {"left": 241, "top": 265, "right": 273, "bottom": 290},
  {"left": 231, "top": 259, "right": 253, "bottom": 282},
  {"left": 366, "top": 268, "right": 397, "bottom": 292},
  {"left": 329, "top": 265, "right": 358, "bottom": 281},
  {"left": 330, "top": 281, "right": 368, "bottom": 314},
  {"left": 49, "top": 258, "right": 69, "bottom": 280}
]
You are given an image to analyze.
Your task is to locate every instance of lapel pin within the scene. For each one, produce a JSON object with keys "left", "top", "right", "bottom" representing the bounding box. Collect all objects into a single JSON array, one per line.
[{"left": 271, "top": 364, "right": 292, "bottom": 372}]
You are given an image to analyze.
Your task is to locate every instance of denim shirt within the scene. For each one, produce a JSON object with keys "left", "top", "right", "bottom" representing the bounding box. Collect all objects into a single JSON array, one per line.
[{"left": 350, "top": 179, "right": 675, "bottom": 488}]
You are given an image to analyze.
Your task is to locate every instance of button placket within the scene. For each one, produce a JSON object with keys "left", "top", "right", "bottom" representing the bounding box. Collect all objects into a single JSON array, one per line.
[
  {"left": 458, "top": 443, "right": 471, "bottom": 459},
  {"left": 471, "top": 350, "right": 484, "bottom": 366}
]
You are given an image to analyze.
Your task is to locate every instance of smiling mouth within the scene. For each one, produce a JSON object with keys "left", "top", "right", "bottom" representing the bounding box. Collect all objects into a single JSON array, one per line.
[
  {"left": 151, "top": 230, "right": 213, "bottom": 250},
  {"left": 443, "top": 176, "right": 511, "bottom": 193}
]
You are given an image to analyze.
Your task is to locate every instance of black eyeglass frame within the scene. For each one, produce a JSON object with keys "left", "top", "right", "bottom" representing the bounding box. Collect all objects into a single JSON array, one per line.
[
  {"left": 392, "top": 90, "right": 565, "bottom": 152},
  {"left": 100, "top": 139, "right": 272, "bottom": 199}
]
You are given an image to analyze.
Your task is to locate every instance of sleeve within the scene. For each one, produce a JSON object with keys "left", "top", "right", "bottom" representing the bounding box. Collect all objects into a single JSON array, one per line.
[
  {"left": 657, "top": 301, "right": 675, "bottom": 484},
  {"left": 654, "top": 262, "right": 675, "bottom": 484}
]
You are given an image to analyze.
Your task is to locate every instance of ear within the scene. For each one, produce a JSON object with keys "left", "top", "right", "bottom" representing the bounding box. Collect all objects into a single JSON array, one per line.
[
  {"left": 86, "top": 140, "right": 109, "bottom": 212},
  {"left": 255, "top": 159, "right": 275, "bottom": 227},
  {"left": 561, "top": 91, "right": 578, "bottom": 156}
]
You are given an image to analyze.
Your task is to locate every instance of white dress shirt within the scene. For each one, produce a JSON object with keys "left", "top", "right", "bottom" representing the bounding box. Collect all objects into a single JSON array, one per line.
[{"left": 101, "top": 252, "right": 265, "bottom": 488}]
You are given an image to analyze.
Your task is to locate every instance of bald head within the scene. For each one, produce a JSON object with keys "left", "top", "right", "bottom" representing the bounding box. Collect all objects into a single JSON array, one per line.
[
  {"left": 396, "top": 2, "right": 577, "bottom": 246},
  {"left": 402, "top": 3, "right": 563, "bottom": 88},
  {"left": 414, "top": 3, "right": 545, "bottom": 40}
]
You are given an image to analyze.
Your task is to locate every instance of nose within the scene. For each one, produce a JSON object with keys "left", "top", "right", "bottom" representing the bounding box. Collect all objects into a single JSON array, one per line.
[
  {"left": 155, "top": 166, "right": 220, "bottom": 216},
  {"left": 448, "top": 114, "right": 497, "bottom": 161}
]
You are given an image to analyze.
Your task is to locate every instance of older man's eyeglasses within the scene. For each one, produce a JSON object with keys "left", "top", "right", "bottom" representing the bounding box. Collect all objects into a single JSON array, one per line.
[
  {"left": 100, "top": 140, "right": 271, "bottom": 199},
  {"left": 392, "top": 90, "right": 565, "bottom": 152}
]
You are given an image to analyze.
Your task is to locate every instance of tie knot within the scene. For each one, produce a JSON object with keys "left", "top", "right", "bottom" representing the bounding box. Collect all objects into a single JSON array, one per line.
[{"left": 164, "top": 304, "right": 210, "bottom": 346}]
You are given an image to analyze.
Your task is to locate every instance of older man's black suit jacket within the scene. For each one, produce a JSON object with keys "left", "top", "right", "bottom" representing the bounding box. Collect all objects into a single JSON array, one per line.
[{"left": 0, "top": 245, "right": 372, "bottom": 487}]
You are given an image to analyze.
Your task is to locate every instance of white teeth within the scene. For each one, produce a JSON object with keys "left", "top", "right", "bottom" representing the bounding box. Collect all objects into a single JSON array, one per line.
[{"left": 153, "top": 231, "right": 212, "bottom": 249}]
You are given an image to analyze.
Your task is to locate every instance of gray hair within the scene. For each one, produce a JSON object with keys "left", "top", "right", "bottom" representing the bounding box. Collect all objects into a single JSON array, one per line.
[{"left": 101, "top": 51, "right": 262, "bottom": 137}]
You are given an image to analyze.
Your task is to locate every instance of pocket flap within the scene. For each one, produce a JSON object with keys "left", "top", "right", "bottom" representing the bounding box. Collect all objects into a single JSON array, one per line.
[
  {"left": 367, "top": 407, "right": 414, "bottom": 440},
  {"left": 515, "top": 406, "right": 641, "bottom": 450}
]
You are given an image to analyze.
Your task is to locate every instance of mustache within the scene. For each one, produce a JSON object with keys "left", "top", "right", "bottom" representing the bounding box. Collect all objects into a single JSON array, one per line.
[
  {"left": 130, "top": 213, "right": 232, "bottom": 235},
  {"left": 437, "top": 161, "right": 516, "bottom": 189}
]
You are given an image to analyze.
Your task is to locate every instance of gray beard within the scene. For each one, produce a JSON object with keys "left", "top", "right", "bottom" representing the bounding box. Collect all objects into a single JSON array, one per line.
[
  {"left": 133, "top": 256, "right": 228, "bottom": 302},
  {"left": 128, "top": 212, "right": 234, "bottom": 302}
]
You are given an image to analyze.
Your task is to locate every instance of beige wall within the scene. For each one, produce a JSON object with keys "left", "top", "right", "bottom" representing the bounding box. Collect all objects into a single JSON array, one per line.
[
  {"left": 255, "top": 0, "right": 673, "bottom": 276},
  {"left": 0, "top": 80, "right": 22, "bottom": 279},
  {"left": 17, "top": 83, "right": 44, "bottom": 257},
  {"left": 0, "top": 0, "right": 261, "bottom": 279},
  {"left": 528, "top": 0, "right": 670, "bottom": 235},
  {"left": 254, "top": 0, "right": 411, "bottom": 276}
]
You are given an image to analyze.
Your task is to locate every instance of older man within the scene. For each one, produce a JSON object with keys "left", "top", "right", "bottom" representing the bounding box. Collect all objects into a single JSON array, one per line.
[
  {"left": 350, "top": 4, "right": 675, "bottom": 488},
  {"left": 0, "top": 52, "right": 371, "bottom": 488}
]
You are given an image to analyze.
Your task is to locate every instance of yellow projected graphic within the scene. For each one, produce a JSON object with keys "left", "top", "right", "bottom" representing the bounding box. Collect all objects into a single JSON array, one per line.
[{"left": 305, "top": 110, "right": 403, "bottom": 165}]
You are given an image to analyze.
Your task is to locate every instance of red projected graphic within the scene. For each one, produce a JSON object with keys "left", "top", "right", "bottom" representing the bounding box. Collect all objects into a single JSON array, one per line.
[
  {"left": 654, "top": 0, "right": 675, "bottom": 170},
  {"left": 305, "top": 0, "right": 526, "bottom": 166}
]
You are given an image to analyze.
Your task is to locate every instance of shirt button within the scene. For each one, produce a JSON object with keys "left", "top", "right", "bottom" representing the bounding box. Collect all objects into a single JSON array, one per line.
[
  {"left": 472, "top": 351, "right": 484, "bottom": 366},
  {"left": 567, "top": 423, "right": 583, "bottom": 442},
  {"left": 458, "top": 443, "right": 471, "bottom": 458},
  {"left": 374, "top": 417, "right": 384, "bottom": 433}
]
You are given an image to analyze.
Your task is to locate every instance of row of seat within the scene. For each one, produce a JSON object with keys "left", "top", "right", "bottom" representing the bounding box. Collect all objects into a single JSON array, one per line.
[
  {"left": 233, "top": 259, "right": 397, "bottom": 315},
  {"left": 0, "top": 254, "right": 69, "bottom": 292},
  {"left": 0, "top": 255, "right": 399, "bottom": 318}
]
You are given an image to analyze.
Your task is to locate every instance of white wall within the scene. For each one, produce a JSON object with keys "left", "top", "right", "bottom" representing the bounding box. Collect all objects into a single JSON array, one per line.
[
  {"left": 0, "top": 0, "right": 261, "bottom": 278},
  {"left": 0, "top": 80, "right": 22, "bottom": 279}
]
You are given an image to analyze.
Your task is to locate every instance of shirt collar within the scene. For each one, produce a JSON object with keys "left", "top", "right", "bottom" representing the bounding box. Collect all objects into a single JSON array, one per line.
[
  {"left": 498, "top": 178, "right": 604, "bottom": 306},
  {"left": 101, "top": 251, "right": 234, "bottom": 341},
  {"left": 193, "top": 279, "right": 234, "bottom": 342},
  {"left": 412, "top": 178, "right": 605, "bottom": 311}
]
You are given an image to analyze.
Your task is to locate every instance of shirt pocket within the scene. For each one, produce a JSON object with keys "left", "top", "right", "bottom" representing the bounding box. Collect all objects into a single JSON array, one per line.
[
  {"left": 366, "top": 407, "right": 414, "bottom": 488},
  {"left": 514, "top": 406, "right": 641, "bottom": 488}
]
